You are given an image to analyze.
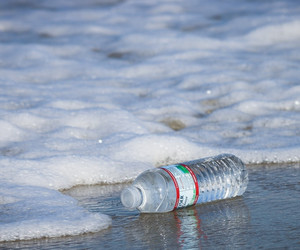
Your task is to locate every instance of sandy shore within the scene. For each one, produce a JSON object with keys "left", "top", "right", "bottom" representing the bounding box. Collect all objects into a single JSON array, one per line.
[{"left": 1, "top": 163, "right": 299, "bottom": 249}]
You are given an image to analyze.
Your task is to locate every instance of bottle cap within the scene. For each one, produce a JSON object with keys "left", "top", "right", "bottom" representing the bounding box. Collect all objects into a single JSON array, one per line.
[{"left": 121, "top": 186, "right": 142, "bottom": 209}]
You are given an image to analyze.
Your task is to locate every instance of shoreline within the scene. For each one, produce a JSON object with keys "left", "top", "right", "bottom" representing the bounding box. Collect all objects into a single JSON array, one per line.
[{"left": 1, "top": 162, "right": 299, "bottom": 249}]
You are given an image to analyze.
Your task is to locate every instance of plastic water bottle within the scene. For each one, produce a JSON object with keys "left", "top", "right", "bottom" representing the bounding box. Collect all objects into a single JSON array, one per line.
[{"left": 121, "top": 154, "right": 248, "bottom": 213}]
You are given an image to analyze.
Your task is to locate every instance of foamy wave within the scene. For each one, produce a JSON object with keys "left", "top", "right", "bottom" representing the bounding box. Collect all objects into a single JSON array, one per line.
[
  {"left": 0, "top": 184, "right": 111, "bottom": 241},
  {"left": 246, "top": 20, "right": 300, "bottom": 46},
  {"left": 0, "top": 0, "right": 299, "bottom": 242}
]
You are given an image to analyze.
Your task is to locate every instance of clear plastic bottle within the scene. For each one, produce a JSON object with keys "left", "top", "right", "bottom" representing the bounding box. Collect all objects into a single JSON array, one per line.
[{"left": 121, "top": 154, "right": 248, "bottom": 213}]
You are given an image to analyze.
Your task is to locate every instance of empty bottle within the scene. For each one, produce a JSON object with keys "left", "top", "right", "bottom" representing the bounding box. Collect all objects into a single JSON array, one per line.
[{"left": 121, "top": 154, "right": 248, "bottom": 213}]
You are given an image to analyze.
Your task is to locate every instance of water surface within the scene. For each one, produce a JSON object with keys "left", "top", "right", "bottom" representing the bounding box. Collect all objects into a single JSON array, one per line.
[
  {"left": 1, "top": 163, "right": 299, "bottom": 249},
  {"left": 0, "top": 0, "right": 299, "bottom": 242}
]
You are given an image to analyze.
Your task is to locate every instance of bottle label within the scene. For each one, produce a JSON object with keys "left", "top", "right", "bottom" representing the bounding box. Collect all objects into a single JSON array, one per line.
[{"left": 161, "top": 164, "right": 199, "bottom": 210}]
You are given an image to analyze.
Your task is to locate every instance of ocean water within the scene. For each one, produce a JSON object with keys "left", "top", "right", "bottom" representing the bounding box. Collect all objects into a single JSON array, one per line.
[
  {"left": 1, "top": 164, "right": 299, "bottom": 249},
  {"left": 0, "top": 0, "right": 299, "bottom": 243}
]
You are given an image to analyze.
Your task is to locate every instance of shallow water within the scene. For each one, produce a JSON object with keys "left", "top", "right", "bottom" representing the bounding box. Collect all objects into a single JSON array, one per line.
[
  {"left": 0, "top": 0, "right": 300, "bottom": 242},
  {"left": 1, "top": 163, "right": 299, "bottom": 249}
]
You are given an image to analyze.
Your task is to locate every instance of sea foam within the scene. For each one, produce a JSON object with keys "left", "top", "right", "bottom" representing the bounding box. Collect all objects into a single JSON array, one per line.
[{"left": 0, "top": 0, "right": 299, "bottom": 242}]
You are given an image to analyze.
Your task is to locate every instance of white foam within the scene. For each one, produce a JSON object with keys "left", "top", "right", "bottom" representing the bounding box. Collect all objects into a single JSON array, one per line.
[
  {"left": 0, "top": 184, "right": 111, "bottom": 241},
  {"left": 0, "top": 0, "right": 299, "bottom": 242},
  {"left": 246, "top": 20, "right": 300, "bottom": 46}
]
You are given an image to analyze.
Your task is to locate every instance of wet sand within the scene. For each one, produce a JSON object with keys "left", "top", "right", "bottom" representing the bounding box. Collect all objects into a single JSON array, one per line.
[{"left": 1, "top": 163, "right": 299, "bottom": 249}]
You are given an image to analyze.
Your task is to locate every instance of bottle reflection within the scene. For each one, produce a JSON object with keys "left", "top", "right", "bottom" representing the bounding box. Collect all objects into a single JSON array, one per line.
[
  {"left": 173, "top": 207, "right": 207, "bottom": 249},
  {"left": 125, "top": 197, "right": 250, "bottom": 249}
]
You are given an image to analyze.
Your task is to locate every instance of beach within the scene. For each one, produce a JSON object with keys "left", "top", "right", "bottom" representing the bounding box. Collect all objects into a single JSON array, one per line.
[
  {"left": 2, "top": 163, "right": 299, "bottom": 249},
  {"left": 0, "top": 0, "right": 299, "bottom": 247}
]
